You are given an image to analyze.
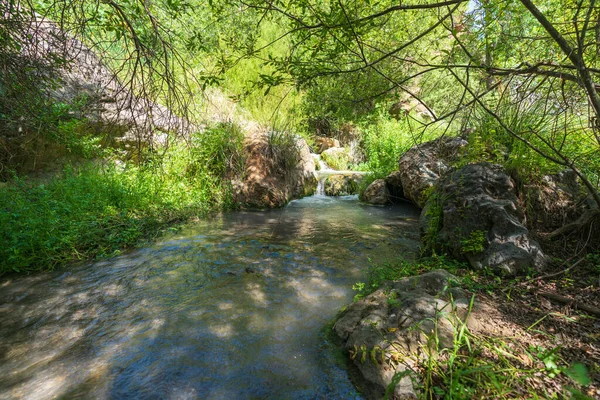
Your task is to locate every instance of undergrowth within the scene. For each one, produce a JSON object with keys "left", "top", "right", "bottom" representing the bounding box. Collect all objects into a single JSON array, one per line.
[
  {"left": 407, "top": 301, "right": 594, "bottom": 399},
  {"left": 0, "top": 123, "right": 244, "bottom": 275},
  {"left": 352, "top": 255, "right": 595, "bottom": 399},
  {"left": 352, "top": 254, "right": 466, "bottom": 301}
]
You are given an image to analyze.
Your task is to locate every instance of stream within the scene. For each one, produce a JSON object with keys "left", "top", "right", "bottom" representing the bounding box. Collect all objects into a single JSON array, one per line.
[{"left": 0, "top": 195, "right": 420, "bottom": 399}]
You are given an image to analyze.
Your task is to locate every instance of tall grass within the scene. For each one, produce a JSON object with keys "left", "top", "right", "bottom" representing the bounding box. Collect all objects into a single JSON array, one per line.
[{"left": 0, "top": 123, "right": 244, "bottom": 275}]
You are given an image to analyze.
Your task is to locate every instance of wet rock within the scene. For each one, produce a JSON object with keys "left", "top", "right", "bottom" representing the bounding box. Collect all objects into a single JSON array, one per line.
[
  {"left": 398, "top": 137, "right": 467, "bottom": 208},
  {"left": 235, "top": 131, "right": 317, "bottom": 208},
  {"left": 361, "top": 179, "right": 390, "bottom": 205},
  {"left": 421, "top": 163, "right": 547, "bottom": 275},
  {"left": 324, "top": 175, "right": 361, "bottom": 196},
  {"left": 334, "top": 270, "right": 467, "bottom": 399}
]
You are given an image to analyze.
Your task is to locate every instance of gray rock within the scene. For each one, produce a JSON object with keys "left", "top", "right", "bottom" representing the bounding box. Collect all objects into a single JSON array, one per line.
[
  {"left": 333, "top": 270, "right": 465, "bottom": 399},
  {"left": 522, "top": 170, "right": 587, "bottom": 231},
  {"left": 398, "top": 137, "right": 467, "bottom": 208},
  {"left": 421, "top": 163, "right": 547, "bottom": 275},
  {"left": 361, "top": 179, "right": 390, "bottom": 205}
]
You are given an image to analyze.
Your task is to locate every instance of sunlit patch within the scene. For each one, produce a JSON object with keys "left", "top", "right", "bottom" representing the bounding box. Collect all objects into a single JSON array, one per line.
[
  {"left": 218, "top": 302, "right": 233, "bottom": 310},
  {"left": 210, "top": 323, "right": 233, "bottom": 338},
  {"left": 246, "top": 282, "right": 268, "bottom": 307}
]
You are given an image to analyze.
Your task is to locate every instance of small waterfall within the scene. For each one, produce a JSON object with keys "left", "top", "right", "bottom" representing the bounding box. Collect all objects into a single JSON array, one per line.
[{"left": 311, "top": 153, "right": 366, "bottom": 197}]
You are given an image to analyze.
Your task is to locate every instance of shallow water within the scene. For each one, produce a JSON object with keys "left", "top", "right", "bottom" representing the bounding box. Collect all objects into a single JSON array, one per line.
[{"left": 0, "top": 195, "right": 420, "bottom": 399}]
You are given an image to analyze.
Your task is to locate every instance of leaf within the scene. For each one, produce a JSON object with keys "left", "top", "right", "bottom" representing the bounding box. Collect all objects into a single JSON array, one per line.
[{"left": 564, "top": 363, "right": 591, "bottom": 386}]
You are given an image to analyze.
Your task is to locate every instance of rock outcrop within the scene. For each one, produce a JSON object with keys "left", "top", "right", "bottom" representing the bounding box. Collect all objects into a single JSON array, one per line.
[
  {"left": 421, "top": 163, "right": 546, "bottom": 275},
  {"left": 9, "top": 12, "right": 186, "bottom": 147},
  {"left": 384, "top": 171, "right": 407, "bottom": 204},
  {"left": 334, "top": 270, "right": 468, "bottom": 399},
  {"left": 360, "top": 179, "right": 390, "bottom": 205},
  {"left": 235, "top": 131, "right": 317, "bottom": 208},
  {"left": 398, "top": 137, "right": 467, "bottom": 208}
]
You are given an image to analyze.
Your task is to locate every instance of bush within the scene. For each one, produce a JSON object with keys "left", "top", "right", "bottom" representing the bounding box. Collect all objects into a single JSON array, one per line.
[{"left": 0, "top": 125, "right": 245, "bottom": 275}]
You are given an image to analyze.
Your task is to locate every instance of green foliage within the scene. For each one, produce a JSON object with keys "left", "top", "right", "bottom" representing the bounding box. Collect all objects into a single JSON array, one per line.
[
  {"left": 421, "top": 187, "right": 444, "bottom": 254},
  {"left": 460, "top": 230, "right": 486, "bottom": 255},
  {"left": 321, "top": 148, "right": 351, "bottom": 171},
  {"left": 352, "top": 255, "right": 466, "bottom": 301},
  {"left": 188, "top": 122, "right": 246, "bottom": 179},
  {"left": 267, "top": 130, "right": 301, "bottom": 176},
  {"left": 360, "top": 113, "right": 427, "bottom": 176},
  {"left": 0, "top": 129, "right": 244, "bottom": 275},
  {"left": 409, "top": 304, "right": 592, "bottom": 399}
]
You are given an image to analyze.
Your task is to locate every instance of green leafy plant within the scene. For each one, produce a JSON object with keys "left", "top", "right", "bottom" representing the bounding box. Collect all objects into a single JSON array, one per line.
[{"left": 460, "top": 230, "right": 486, "bottom": 255}]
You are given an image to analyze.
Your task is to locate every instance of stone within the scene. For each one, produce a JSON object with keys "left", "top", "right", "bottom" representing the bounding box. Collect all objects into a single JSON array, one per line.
[
  {"left": 324, "top": 175, "right": 360, "bottom": 196},
  {"left": 385, "top": 171, "right": 408, "bottom": 204},
  {"left": 334, "top": 270, "right": 466, "bottom": 400},
  {"left": 361, "top": 179, "right": 390, "bottom": 205},
  {"left": 398, "top": 137, "right": 467, "bottom": 208},
  {"left": 314, "top": 136, "right": 340, "bottom": 153},
  {"left": 421, "top": 163, "right": 547, "bottom": 275},
  {"left": 235, "top": 131, "right": 317, "bottom": 208},
  {"left": 521, "top": 170, "right": 587, "bottom": 231}
]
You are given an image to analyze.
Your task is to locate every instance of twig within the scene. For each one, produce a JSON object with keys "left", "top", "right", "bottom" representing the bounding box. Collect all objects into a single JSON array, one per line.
[
  {"left": 538, "top": 291, "right": 600, "bottom": 317},
  {"left": 523, "top": 256, "right": 586, "bottom": 284}
]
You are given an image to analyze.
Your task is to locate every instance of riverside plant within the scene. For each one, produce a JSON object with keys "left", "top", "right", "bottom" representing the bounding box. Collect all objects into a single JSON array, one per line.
[{"left": 0, "top": 123, "right": 245, "bottom": 275}]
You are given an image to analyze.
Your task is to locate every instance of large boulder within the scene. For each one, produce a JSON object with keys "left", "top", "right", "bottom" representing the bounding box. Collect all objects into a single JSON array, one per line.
[
  {"left": 360, "top": 179, "right": 390, "bottom": 205},
  {"left": 22, "top": 14, "right": 185, "bottom": 142},
  {"left": 521, "top": 170, "right": 588, "bottom": 232},
  {"left": 235, "top": 131, "right": 317, "bottom": 208},
  {"left": 385, "top": 171, "right": 408, "bottom": 204},
  {"left": 421, "top": 163, "right": 546, "bottom": 275},
  {"left": 334, "top": 270, "right": 468, "bottom": 399},
  {"left": 398, "top": 137, "right": 467, "bottom": 208}
]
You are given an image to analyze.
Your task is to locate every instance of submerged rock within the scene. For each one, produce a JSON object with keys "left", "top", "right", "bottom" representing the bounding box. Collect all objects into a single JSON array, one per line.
[
  {"left": 361, "top": 179, "right": 390, "bottom": 204},
  {"left": 398, "top": 137, "right": 467, "bottom": 207},
  {"left": 421, "top": 163, "right": 547, "bottom": 275},
  {"left": 334, "top": 270, "right": 467, "bottom": 399}
]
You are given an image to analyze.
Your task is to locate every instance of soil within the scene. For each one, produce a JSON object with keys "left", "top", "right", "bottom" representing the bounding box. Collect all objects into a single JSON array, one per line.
[{"left": 461, "top": 250, "right": 600, "bottom": 398}]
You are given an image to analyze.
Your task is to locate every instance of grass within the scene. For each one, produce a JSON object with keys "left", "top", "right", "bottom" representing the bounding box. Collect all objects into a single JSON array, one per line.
[
  {"left": 351, "top": 255, "right": 597, "bottom": 399},
  {"left": 0, "top": 123, "right": 245, "bottom": 275}
]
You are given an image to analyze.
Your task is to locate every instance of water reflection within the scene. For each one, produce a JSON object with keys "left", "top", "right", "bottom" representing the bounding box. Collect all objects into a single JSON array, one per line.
[{"left": 0, "top": 195, "right": 420, "bottom": 399}]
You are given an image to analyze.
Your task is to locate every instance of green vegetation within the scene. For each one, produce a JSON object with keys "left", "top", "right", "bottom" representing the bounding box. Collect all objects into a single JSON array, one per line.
[
  {"left": 1, "top": 1, "right": 600, "bottom": 398},
  {"left": 352, "top": 255, "right": 465, "bottom": 301},
  {"left": 459, "top": 230, "right": 486, "bottom": 255},
  {"left": 0, "top": 123, "right": 244, "bottom": 275}
]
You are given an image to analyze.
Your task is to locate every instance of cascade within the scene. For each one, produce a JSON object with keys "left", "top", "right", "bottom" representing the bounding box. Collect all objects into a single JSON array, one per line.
[{"left": 311, "top": 153, "right": 366, "bottom": 196}]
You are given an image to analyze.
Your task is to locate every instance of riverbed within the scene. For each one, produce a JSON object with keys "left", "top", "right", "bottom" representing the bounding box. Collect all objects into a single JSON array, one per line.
[{"left": 0, "top": 195, "right": 420, "bottom": 399}]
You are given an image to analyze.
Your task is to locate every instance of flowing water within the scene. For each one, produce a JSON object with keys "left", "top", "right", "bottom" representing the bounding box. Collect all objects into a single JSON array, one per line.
[{"left": 0, "top": 195, "right": 420, "bottom": 399}]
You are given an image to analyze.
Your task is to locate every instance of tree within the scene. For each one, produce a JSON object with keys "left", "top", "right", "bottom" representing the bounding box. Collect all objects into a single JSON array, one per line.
[{"left": 224, "top": 0, "right": 600, "bottom": 210}]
